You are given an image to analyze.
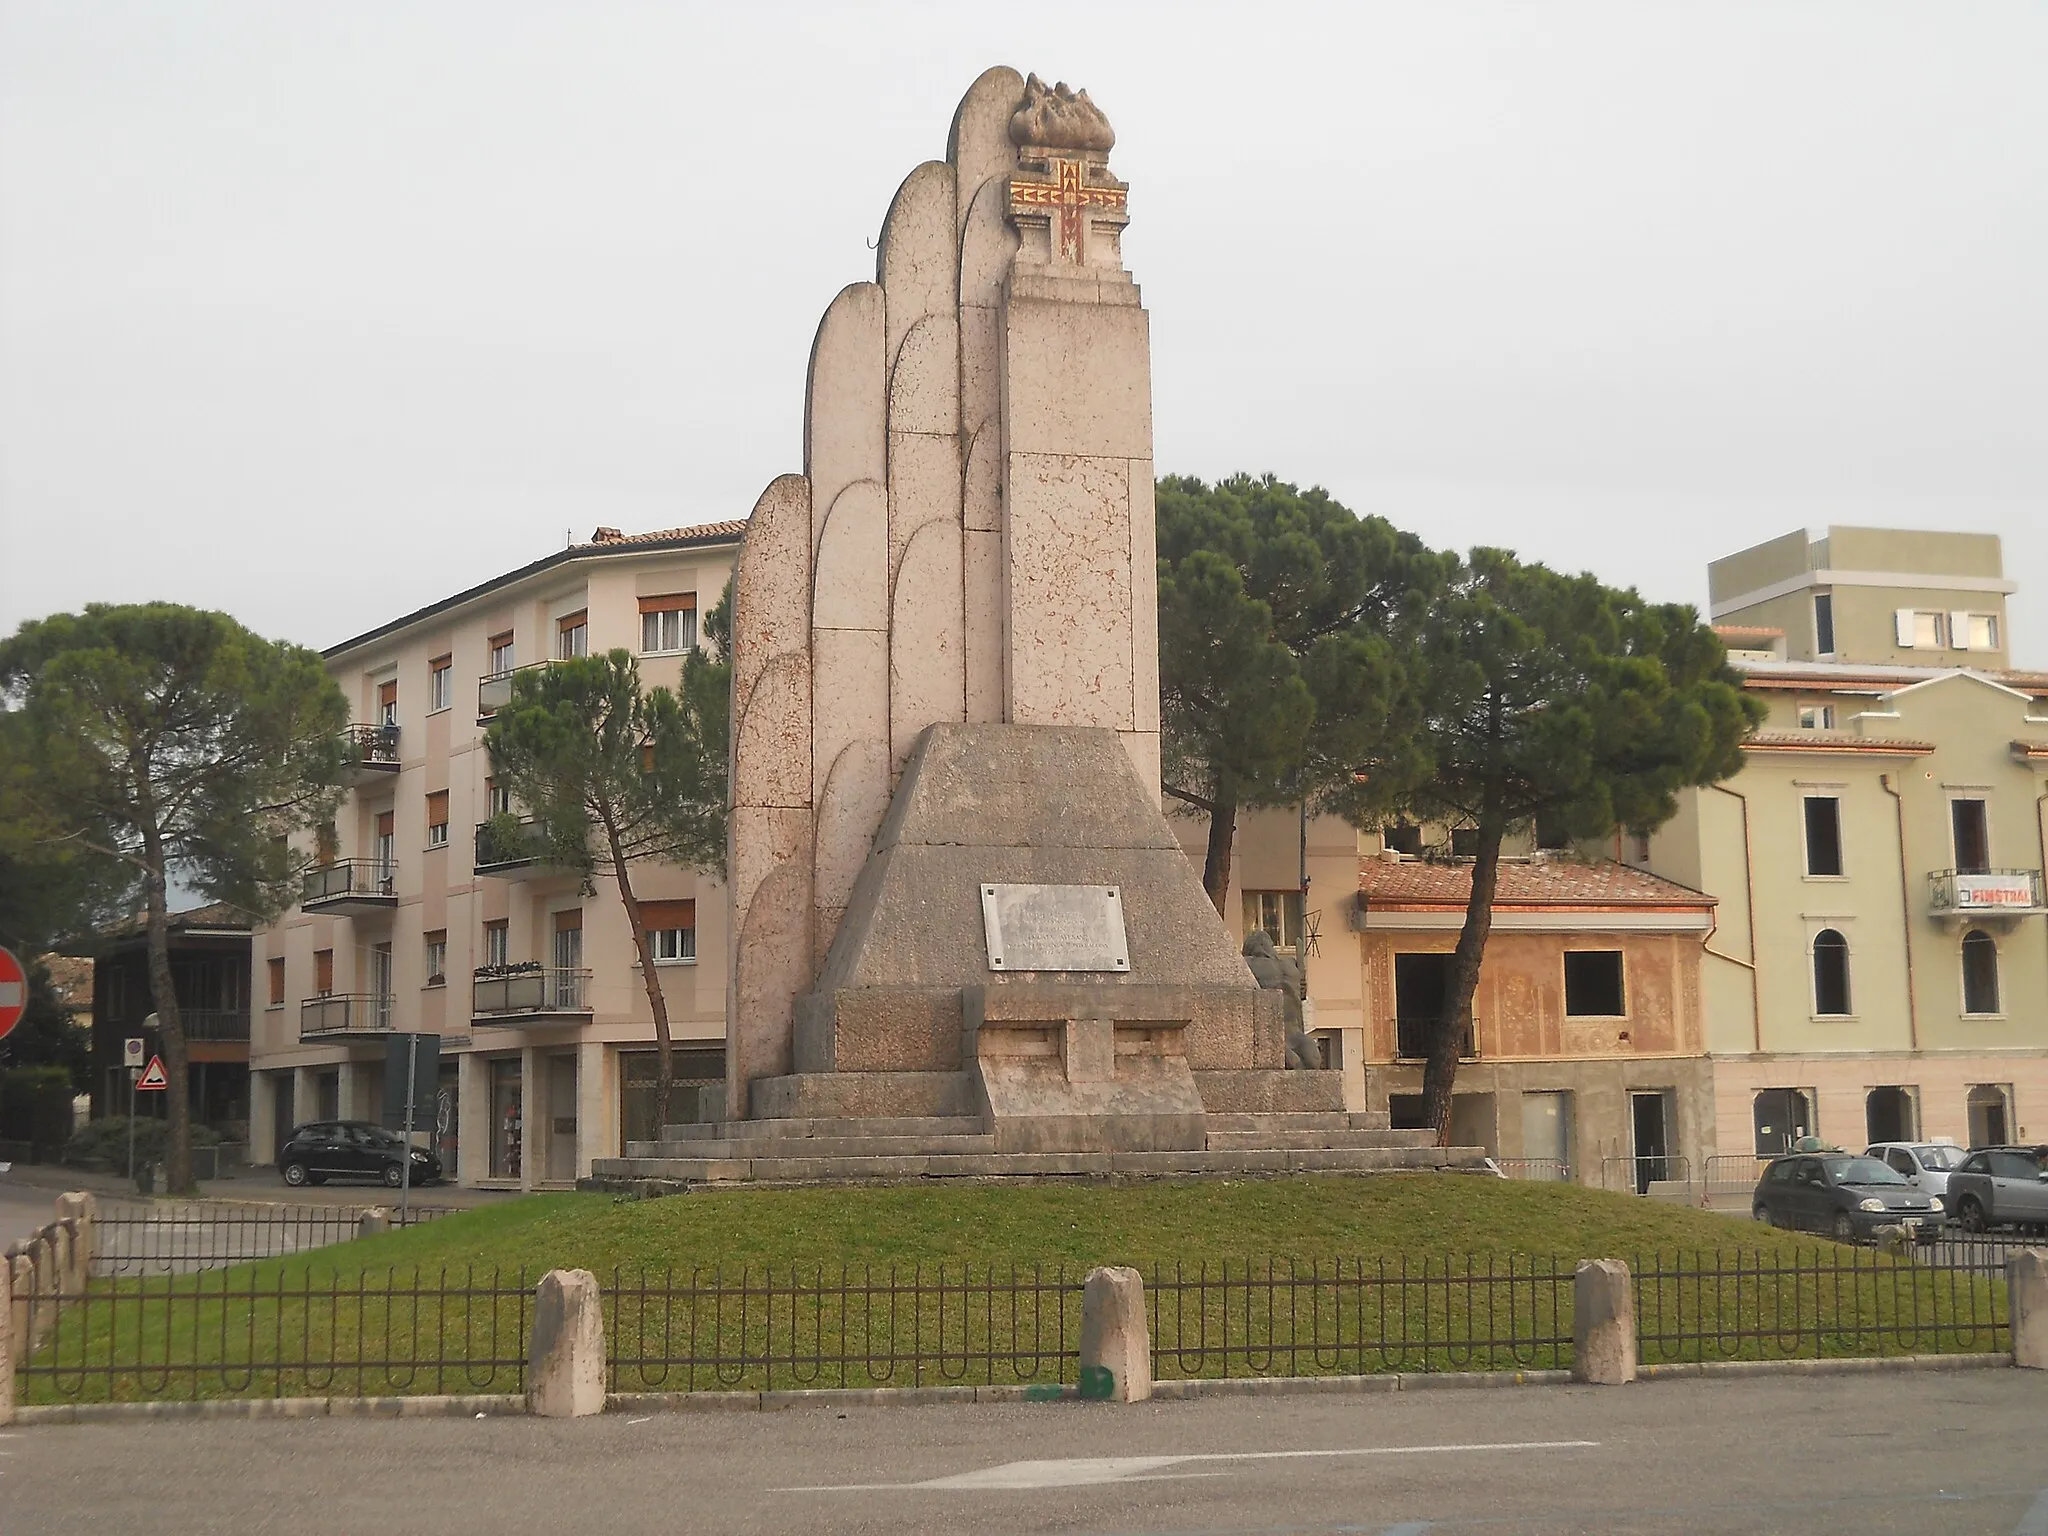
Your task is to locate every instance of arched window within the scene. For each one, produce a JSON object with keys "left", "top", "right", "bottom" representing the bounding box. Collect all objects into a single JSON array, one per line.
[
  {"left": 1961, "top": 929, "right": 2001, "bottom": 1015},
  {"left": 1812, "top": 929, "right": 1851, "bottom": 1016}
]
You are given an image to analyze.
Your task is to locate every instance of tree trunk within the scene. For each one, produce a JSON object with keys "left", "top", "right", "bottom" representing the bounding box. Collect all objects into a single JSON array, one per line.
[
  {"left": 1423, "top": 814, "right": 1505, "bottom": 1147},
  {"left": 138, "top": 824, "right": 196, "bottom": 1194},
  {"left": 602, "top": 812, "right": 676, "bottom": 1137},
  {"left": 1201, "top": 775, "right": 1238, "bottom": 917}
]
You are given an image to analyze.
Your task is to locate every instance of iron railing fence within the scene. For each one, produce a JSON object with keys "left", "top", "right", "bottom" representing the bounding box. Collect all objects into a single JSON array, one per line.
[
  {"left": 90, "top": 1201, "right": 454, "bottom": 1278},
  {"left": 605, "top": 1264, "right": 1083, "bottom": 1394},
  {"left": 16, "top": 1267, "right": 530, "bottom": 1405},
  {"left": 343, "top": 722, "right": 401, "bottom": 769},
  {"left": 1147, "top": 1256, "right": 1577, "bottom": 1379},
  {"left": 1633, "top": 1248, "right": 2008, "bottom": 1364}
]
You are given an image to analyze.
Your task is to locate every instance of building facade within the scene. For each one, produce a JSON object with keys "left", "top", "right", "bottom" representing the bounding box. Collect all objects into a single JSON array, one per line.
[
  {"left": 1646, "top": 527, "right": 2048, "bottom": 1168},
  {"left": 246, "top": 523, "right": 742, "bottom": 1187}
]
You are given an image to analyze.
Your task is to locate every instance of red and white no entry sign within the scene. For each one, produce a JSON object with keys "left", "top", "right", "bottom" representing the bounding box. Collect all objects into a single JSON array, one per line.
[{"left": 0, "top": 945, "right": 27, "bottom": 1043}]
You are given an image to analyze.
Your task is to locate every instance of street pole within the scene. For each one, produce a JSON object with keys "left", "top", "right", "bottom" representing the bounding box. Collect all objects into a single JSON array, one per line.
[
  {"left": 127, "top": 1067, "right": 137, "bottom": 1182},
  {"left": 399, "top": 1034, "right": 416, "bottom": 1225}
]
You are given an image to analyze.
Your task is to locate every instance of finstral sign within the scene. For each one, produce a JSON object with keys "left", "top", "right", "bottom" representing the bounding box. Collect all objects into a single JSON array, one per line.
[{"left": 1954, "top": 874, "right": 2041, "bottom": 909}]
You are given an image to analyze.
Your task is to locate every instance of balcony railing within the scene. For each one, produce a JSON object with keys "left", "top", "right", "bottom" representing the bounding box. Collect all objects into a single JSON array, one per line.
[
  {"left": 108, "top": 1009, "right": 252, "bottom": 1044},
  {"left": 472, "top": 966, "right": 593, "bottom": 1023},
  {"left": 299, "top": 994, "right": 396, "bottom": 1041},
  {"left": 301, "top": 858, "right": 399, "bottom": 912},
  {"left": 1928, "top": 868, "right": 2046, "bottom": 917},
  {"left": 342, "top": 723, "right": 401, "bottom": 784},
  {"left": 477, "top": 661, "right": 555, "bottom": 720},
  {"left": 474, "top": 818, "right": 561, "bottom": 877}
]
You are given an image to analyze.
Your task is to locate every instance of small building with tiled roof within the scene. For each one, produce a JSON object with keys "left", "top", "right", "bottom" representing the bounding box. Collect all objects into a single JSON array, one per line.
[{"left": 1342, "top": 855, "right": 1716, "bottom": 1184}]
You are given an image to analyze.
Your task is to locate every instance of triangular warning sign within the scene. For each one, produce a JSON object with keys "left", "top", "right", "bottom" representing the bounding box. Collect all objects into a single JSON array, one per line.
[{"left": 137, "top": 1055, "right": 169, "bottom": 1090}]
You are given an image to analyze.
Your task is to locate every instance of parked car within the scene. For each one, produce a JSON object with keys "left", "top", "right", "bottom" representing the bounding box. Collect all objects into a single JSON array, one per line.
[
  {"left": 1941, "top": 1146, "right": 2048, "bottom": 1234},
  {"left": 279, "top": 1121, "right": 441, "bottom": 1188},
  {"left": 1751, "top": 1152, "right": 1943, "bottom": 1244},
  {"left": 1863, "top": 1141, "right": 1969, "bottom": 1202}
]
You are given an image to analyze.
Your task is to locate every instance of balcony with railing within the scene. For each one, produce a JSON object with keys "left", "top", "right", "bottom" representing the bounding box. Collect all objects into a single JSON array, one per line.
[
  {"left": 301, "top": 858, "right": 399, "bottom": 914},
  {"left": 110, "top": 1009, "right": 252, "bottom": 1044},
  {"left": 299, "top": 994, "right": 396, "bottom": 1041},
  {"left": 1928, "top": 868, "right": 2046, "bottom": 924},
  {"left": 472, "top": 966, "right": 593, "bottom": 1026},
  {"left": 477, "top": 661, "right": 555, "bottom": 721},
  {"left": 341, "top": 723, "right": 401, "bottom": 786},
  {"left": 474, "top": 817, "right": 570, "bottom": 879}
]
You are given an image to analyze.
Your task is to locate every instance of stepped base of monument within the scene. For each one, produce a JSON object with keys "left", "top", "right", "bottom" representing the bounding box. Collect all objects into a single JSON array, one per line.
[{"left": 582, "top": 1103, "right": 1491, "bottom": 1190}]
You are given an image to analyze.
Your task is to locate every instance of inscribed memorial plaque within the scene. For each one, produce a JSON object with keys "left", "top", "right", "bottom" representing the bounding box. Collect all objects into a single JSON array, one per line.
[{"left": 980, "top": 884, "right": 1129, "bottom": 972}]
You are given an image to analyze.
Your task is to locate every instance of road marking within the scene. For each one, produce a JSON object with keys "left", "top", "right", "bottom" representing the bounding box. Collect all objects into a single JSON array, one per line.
[
  {"left": 2015, "top": 1489, "right": 2048, "bottom": 1536},
  {"left": 778, "top": 1439, "right": 1598, "bottom": 1492},
  {"left": 626, "top": 1416, "right": 653, "bottom": 1425}
]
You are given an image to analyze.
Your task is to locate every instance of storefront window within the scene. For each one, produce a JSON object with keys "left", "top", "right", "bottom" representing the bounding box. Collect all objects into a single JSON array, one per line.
[{"left": 619, "top": 1048, "right": 724, "bottom": 1148}]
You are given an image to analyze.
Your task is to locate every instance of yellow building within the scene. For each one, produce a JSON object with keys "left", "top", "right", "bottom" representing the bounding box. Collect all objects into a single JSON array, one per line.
[
  {"left": 1646, "top": 528, "right": 2047, "bottom": 1172},
  {"left": 247, "top": 522, "right": 742, "bottom": 1188}
]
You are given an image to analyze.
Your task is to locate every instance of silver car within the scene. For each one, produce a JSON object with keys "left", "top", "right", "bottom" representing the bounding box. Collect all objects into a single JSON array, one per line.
[{"left": 1864, "top": 1142, "right": 1968, "bottom": 1204}]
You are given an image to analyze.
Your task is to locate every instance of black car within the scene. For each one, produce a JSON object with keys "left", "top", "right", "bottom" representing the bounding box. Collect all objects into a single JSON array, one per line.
[
  {"left": 1751, "top": 1152, "right": 1942, "bottom": 1244},
  {"left": 279, "top": 1121, "right": 441, "bottom": 1188}
]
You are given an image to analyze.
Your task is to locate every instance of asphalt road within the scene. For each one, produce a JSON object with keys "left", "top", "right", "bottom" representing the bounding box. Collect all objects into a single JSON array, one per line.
[{"left": 4, "top": 1368, "right": 2043, "bottom": 1535}]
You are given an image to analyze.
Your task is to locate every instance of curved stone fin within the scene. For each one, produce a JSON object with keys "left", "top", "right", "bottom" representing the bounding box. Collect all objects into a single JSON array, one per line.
[
  {"left": 729, "top": 473, "right": 812, "bottom": 725},
  {"left": 726, "top": 840, "right": 813, "bottom": 1120},
  {"left": 887, "top": 310, "right": 960, "bottom": 440},
  {"left": 812, "top": 735, "right": 893, "bottom": 967},
  {"left": 958, "top": 173, "right": 1020, "bottom": 316},
  {"left": 803, "top": 283, "right": 886, "bottom": 544},
  {"left": 877, "top": 161, "right": 958, "bottom": 366},
  {"left": 811, "top": 624, "right": 888, "bottom": 816},
  {"left": 812, "top": 479, "right": 889, "bottom": 632},
  {"left": 732, "top": 650, "right": 812, "bottom": 813},
  {"left": 888, "top": 517, "right": 967, "bottom": 772},
  {"left": 946, "top": 66, "right": 1025, "bottom": 235}
]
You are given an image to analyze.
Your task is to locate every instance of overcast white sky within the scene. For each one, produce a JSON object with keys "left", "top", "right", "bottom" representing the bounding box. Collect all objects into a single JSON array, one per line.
[{"left": 3, "top": 2, "right": 2043, "bottom": 661}]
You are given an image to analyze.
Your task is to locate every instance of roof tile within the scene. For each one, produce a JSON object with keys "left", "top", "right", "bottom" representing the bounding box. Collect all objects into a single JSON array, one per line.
[{"left": 1358, "top": 858, "right": 1713, "bottom": 908}]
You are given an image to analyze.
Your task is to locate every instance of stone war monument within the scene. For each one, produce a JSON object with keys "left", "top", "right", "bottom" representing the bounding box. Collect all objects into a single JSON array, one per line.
[{"left": 590, "top": 69, "right": 1482, "bottom": 1185}]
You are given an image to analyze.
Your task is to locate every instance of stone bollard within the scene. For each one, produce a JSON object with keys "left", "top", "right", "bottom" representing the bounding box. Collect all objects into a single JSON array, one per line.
[
  {"left": 55, "top": 1192, "right": 97, "bottom": 1285},
  {"left": 1079, "top": 1266, "right": 1152, "bottom": 1403},
  {"left": 528, "top": 1269, "right": 606, "bottom": 1417},
  {"left": 356, "top": 1208, "right": 391, "bottom": 1240},
  {"left": 1572, "top": 1259, "right": 1637, "bottom": 1385},
  {"left": 2007, "top": 1249, "right": 2048, "bottom": 1370},
  {"left": 46, "top": 1225, "right": 73, "bottom": 1298},
  {"left": 0, "top": 1248, "right": 13, "bottom": 1423}
]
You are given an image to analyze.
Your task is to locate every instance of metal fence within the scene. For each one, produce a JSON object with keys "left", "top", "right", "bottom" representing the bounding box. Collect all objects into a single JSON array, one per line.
[
  {"left": 17, "top": 1267, "right": 530, "bottom": 1404},
  {"left": 1703, "top": 1154, "right": 1769, "bottom": 1203},
  {"left": 91, "top": 1201, "right": 453, "bottom": 1277},
  {"left": 1491, "top": 1158, "right": 1573, "bottom": 1183},
  {"left": 1147, "top": 1256, "right": 1576, "bottom": 1378},
  {"left": 606, "top": 1265, "right": 1082, "bottom": 1394},
  {"left": 13, "top": 1242, "right": 2023, "bottom": 1406},
  {"left": 1633, "top": 1248, "right": 2008, "bottom": 1364},
  {"left": 1597, "top": 1154, "right": 1693, "bottom": 1196}
]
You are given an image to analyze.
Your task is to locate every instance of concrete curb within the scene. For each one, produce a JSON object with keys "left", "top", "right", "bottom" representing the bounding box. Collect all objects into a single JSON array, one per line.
[{"left": 7, "top": 1352, "right": 2009, "bottom": 1425}]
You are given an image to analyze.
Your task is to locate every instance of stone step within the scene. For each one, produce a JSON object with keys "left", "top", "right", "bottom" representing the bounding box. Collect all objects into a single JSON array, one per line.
[
  {"left": 627, "top": 1132, "right": 999, "bottom": 1159},
  {"left": 659, "top": 1116, "right": 984, "bottom": 1143},
  {"left": 586, "top": 1144, "right": 1491, "bottom": 1186},
  {"left": 1204, "top": 1128, "right": 1435, "bottom": 1152},
  {"left": 1203, "top": 1111, "right": 1393, "bottom": 1134}
]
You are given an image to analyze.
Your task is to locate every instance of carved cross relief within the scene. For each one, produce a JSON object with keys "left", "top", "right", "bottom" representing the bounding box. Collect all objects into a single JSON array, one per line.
[{"left": 1008, "top": 155, "right": 1128, "bottom": 265}]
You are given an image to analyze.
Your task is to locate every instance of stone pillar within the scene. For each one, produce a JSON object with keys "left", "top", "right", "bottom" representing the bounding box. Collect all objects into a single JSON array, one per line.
[
  {"left": 55, "top": 1193, "right": 96, "bottom": 1288},
  {"left": 1079, "top": 1265, "right": 1151, "bottom": 1403},
  {"left": 457, "top": 1050, "right": 488, "bottom": 1186},
  {"left": 8, "top": 1252, "right": 31, "bottom": 1367},
  {"left": 527, "top": 1268, "right": 606, "bottom": 1417},
  {"left": 249, "top": 1070, "right": 277, "bottom": 1168},
  {"left": 0, "top": 1252, "right": 13, "bottom": 1422},
  {"left": 576, "top": 1040, "right": 607, "bottom": 1181},
  {"left": 519, "top": 1047, "right": 539, "bottom": 1193},
  {"left": 357, "top": 1207, "right": 391, "bottom": 1240},
  {"left": 292, "top": 1066, "right": 318, "bottom": 1131},
  {"left": 2008, "top": 1248, "right": 2048, "bottom": 1370},
  {"left": 1572, "top": 1259, "right": 1637, "bottom": 1385}
]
